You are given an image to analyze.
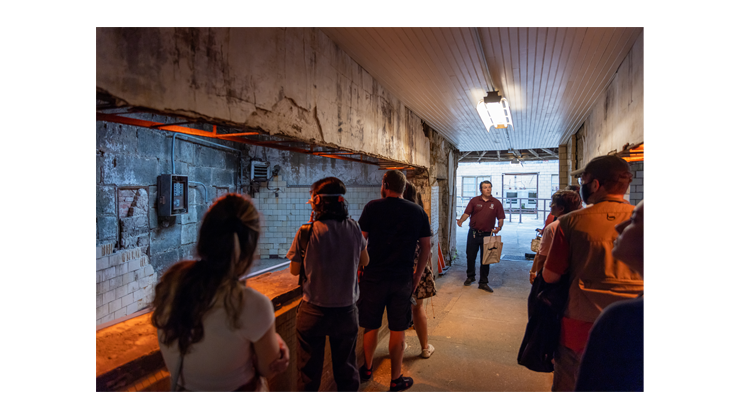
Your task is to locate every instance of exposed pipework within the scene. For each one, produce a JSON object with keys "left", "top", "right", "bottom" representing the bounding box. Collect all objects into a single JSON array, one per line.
[
  {"left": 96, "top": 113, "right": 419, "bottom": 171},
  {"left": 189, "top": 182, "right": 208, "bottom": 203},
  {"left": 170, "top": 132, "right": 244, "bottom": 203}
]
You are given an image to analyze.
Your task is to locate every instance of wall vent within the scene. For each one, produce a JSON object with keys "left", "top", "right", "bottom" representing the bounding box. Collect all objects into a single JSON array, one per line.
[{"left": 250, "top": 161, "right": 270, "bottom": 181}]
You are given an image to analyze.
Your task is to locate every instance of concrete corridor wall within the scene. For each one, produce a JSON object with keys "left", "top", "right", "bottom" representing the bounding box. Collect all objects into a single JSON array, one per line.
[
  {"left": 96, "top": 27, "right": 430, "bottom": 169},
  {"left": 97, "top": 115, "right": 384, "bottom": 325},
  {"left": 559, "top": 32, "right": 644, "bottom": 203},
  {"left": 96, "top": 27, "right": 458, "bottom": 327}
]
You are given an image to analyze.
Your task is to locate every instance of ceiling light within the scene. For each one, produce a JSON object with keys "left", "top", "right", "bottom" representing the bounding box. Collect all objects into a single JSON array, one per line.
[{"left": 476, "top": 91, "right": 513, "bottom": 132}]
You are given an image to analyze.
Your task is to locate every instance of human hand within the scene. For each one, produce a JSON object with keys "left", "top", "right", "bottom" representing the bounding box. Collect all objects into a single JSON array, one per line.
[
  {"left": 529, "top": 271, "right": 535, "bottom": 285},
  {"left": 492, "top": 227, "right": 500, "bottom": 234},
  {"left": 456, "top": 219, "right": 462, "bottom": 227},
  {"left": 268, "top": 333, "right": 290, "bottom": 375}
]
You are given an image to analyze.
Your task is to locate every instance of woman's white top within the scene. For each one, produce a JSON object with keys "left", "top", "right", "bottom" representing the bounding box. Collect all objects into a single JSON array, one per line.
[{"left": 158, "top": 286, "right": 275, "bottom": 391}]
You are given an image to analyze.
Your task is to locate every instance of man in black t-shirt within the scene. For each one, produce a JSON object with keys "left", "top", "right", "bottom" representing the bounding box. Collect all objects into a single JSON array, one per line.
[{"left": 357, "top": 170, "right": 432, "bottom": 392}]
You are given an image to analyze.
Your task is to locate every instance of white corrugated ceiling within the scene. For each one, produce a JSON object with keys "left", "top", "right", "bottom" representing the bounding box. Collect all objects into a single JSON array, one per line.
[{"left": 322, "top": 27, "right": 642, "bottom": 152}]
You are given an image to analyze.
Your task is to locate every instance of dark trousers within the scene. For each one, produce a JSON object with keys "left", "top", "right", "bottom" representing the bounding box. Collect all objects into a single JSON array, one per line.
[
  {"left": 466, "top": 229, "right": 491, "bottom": 284},
  {"left": 296, "top": 301, "right": 360, "bottom": 392}
]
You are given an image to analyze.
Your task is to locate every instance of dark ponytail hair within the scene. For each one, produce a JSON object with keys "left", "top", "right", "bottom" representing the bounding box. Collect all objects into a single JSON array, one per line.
[
  {"left": 151, "top": 194, "right": 261, "bottom": 355},
  {"left": 311, "top": 177, "right": 349, "bottom": 222}
]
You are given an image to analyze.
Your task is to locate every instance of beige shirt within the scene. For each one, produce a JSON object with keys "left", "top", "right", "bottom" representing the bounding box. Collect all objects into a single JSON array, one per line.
[
  {"left": 547, "top": 196, "right": 643, "bottom": 322},
  {"left": 158, "top": 286, "right": 275, "bottom": 391}
]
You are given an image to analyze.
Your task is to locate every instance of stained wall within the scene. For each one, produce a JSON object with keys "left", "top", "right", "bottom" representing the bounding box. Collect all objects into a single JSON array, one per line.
[{"left": 96, "top": 28, "right": 430, "bottom": 169}]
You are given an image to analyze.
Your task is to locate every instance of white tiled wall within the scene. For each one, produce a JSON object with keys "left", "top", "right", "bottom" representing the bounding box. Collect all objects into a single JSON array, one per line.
[
  {"left": 96, "top": 244, "right": 157, "bottom": 325},
  {"left": 628, "top": 161, "right": 644, "bottom": 205},
  {"left": 253, "top": 176, "right": 381, "bottom": 258}
]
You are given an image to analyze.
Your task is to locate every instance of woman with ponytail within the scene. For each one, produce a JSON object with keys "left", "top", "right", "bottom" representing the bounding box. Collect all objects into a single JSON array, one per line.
[
  {"left": 286, "top": 177, "right": 369, "bottom": 391},
  {"left": 152, "top": 194, "right": 289, "bottom": 391}
]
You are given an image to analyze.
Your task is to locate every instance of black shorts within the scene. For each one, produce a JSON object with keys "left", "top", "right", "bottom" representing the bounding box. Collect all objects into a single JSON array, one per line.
[{"left": 357, "top": 273, "right": 413, "bottom": 332}]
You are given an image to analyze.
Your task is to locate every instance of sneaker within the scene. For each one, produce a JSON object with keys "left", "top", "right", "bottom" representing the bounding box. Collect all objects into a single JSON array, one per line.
[
  {"left": 420, "top": 344, "right": 435, "bottom": 359},
  {"left": 464, "top": 277, "right": 476, "bottom": 286},
  {"left": 359, "top": 364, "right": 373, "bottom": 381},
  {"left": 389, "top": 375, "right": 414, "bottom": 392},
  {"left": 478, "top": 283, "right": 494, "bottom": 293}
]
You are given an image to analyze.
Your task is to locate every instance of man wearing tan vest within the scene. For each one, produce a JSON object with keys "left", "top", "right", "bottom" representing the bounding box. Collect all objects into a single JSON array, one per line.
[{"left": 542, "top": 155, "right": 643, "bottom": 392}]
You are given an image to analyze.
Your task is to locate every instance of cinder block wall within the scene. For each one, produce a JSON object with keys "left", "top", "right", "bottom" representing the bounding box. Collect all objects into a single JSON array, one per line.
[
  {"left": 97, "top": 117, "right": 388, "bottom": 325},
  {"left": 96, "top": 116, "right": 244, "bottom": 325}
]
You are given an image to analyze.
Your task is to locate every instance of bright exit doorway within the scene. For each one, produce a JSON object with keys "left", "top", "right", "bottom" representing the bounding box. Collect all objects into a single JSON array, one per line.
[{"left": 502, "top": 172, "right": 538, "bottom": 214}]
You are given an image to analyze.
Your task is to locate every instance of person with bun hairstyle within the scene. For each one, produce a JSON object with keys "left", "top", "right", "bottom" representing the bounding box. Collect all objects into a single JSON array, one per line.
[
  {"left": 287, "top": 177, "right": 369, "bottom": 391},
  {"left": 152, "top": 194, "right": 290, "bottom": 391}
]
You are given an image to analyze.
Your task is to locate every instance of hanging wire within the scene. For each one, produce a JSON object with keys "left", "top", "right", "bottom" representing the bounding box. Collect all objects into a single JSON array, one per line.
[{"left": 473, "top": 27, "right": 515, "bottom": 152}]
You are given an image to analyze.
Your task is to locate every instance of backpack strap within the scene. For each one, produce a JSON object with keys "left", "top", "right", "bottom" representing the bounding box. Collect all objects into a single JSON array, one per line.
[{"left": 297, "top": 222, "right": 314, "bottom": 286}]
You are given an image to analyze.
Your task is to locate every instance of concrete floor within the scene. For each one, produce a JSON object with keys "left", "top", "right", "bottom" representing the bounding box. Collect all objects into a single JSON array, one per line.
[{"left": 360, "top": 216, "right": 554, "bottom": 392}]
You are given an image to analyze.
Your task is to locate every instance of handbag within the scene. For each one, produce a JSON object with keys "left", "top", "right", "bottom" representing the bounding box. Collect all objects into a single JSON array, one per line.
[
  {"left": 517, "top": 270, "right": 570, "bottom": 372},
  {"left": 481, "top": 234, "right": 503, "bottom": 265},
  {"left": 297, "top": 222, "right": 314, "bottom": 286},
  {"left": 530, "top": 229, "right": 542, "bottom": 253},
  {"left": 170, "top": 353, "right": 185, "bottom": 392}
]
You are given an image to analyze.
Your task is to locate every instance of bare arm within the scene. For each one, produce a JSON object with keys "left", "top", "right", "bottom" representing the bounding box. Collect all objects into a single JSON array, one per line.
[
  {"left": 413, "top": 237, "right": 431, "bottom": 293},
  {"left": 542, "top": 267, "right": 561, "bottom": 284},
  {"left": 289, "top": 261, "right": 301, "bottom": 276},
  {"left": 359, "top": 248, "right": 369, "bottom": 268},
  {"left": 254, "top": 326, "right": 289, "bottom": 378},
  {"left": 456, "top": 213, "right": 469, "bottom": 227},
  {"left": 529, "top": 254, "right": 547, "bottom": 284}
]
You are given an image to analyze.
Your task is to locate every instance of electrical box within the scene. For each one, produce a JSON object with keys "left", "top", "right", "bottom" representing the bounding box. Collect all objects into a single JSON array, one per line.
[
  {"left": 250, "top": 161, "right": 270, "bottom": 181},
  {"left": 157, "top": 174, "right": 189, "bottom": 217}
]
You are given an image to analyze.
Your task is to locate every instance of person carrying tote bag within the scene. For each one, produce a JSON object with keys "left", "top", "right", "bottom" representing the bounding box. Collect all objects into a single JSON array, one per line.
[{"left": 482, "top": 233, "right": 503, "bottom": 265}]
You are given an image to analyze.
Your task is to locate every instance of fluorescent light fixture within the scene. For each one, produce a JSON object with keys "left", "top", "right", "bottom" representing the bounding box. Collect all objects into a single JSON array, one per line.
[{"left": 476, "top": 91, "right": 513, "bottom": 132}]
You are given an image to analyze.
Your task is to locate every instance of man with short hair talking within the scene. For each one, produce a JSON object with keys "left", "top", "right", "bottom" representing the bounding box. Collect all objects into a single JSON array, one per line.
[
  {"left": 357, "top": 170, "right": 432, "bottom": 392},
  {"left": 456, "top": 180, "right": 505, "bottom": 292}
]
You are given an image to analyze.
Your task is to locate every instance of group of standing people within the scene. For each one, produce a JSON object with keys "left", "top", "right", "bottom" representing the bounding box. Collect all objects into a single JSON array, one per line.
[
  {"left": 152, "top": 169, "right": 436, "bottom": 392},
  {"left": 532, "top": 155, "right": 644, "bottom": 391},
  {"left": 149, "top": 155, "right": 643, "bottom": 392},
  {"left": 286, "top": 170, "right": 435, "bottom": 392}
]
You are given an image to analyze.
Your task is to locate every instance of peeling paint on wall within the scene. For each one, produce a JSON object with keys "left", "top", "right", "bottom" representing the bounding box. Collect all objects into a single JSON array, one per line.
[
  {"left": 582, "top": 32, "right": 643, "bottom": 164},
  {"left": 97, "top": 27, "right": 431, "bottom": 169}
]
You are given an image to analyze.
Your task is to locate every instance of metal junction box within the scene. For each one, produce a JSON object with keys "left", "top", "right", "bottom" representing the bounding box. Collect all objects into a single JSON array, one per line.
[{"left": 157, "top": 174, "right": 189, "bottom": 217}]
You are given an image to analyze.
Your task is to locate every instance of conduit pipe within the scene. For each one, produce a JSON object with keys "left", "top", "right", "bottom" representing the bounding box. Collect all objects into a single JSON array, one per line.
[{"left": 171, "top": 133, "right": 245, "bottom": 202}]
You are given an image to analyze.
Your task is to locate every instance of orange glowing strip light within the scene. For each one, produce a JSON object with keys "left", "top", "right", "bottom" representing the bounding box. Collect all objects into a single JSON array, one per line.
[
  {"left": 619, "top": 144, "right": 644, "bottom": 162},
  {"left": 95, "top": 112, "right": 417, "bottom": 170}
]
